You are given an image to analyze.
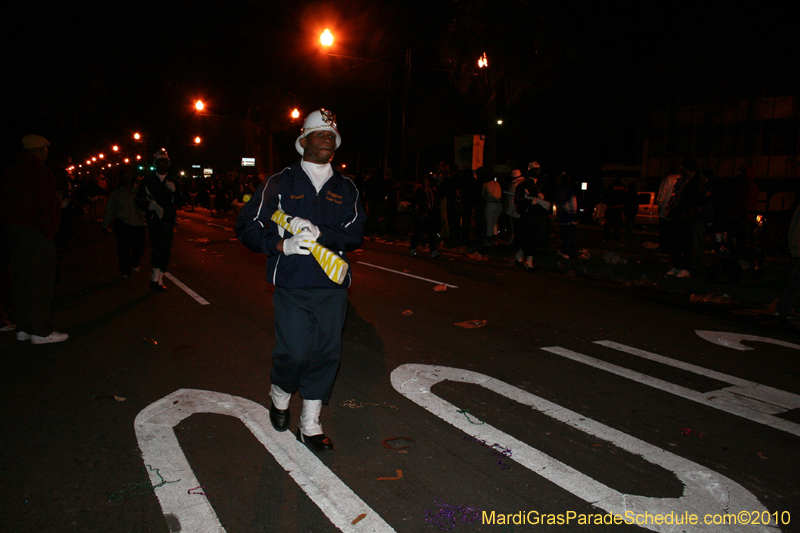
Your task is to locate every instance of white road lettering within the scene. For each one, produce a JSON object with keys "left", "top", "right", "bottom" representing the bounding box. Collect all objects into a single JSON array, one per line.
[
  {"left": 163, "top": 273, "right": 210, "bottom": 305},
  {"left": 391, "top": 364, "right": 772, "bottom": 532},
  {"left": 695, "top": 330, "right": 800, "bottom": 352},
  {"left": 357, "top": 261, "right": 458, "bottom": 288},
  {"left": 135, "top": 389, "right": 394, "bottom": 532},
  {"left": 542, "top": 345, "right": 800, "bottom": 437}
]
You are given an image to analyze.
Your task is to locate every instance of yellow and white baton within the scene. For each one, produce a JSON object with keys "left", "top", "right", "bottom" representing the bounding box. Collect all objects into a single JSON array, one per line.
[{"left": 271, "top": 209, "right": 349, "bottom": 285}]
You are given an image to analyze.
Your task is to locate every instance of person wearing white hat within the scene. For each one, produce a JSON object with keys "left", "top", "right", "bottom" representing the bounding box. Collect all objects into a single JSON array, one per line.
[
  {"left": 237, "top": 108, "right": 365, "bottom": 453},
  {"left": 0, "top": 135, "right": 69, "bottom": 344},
  {"left": 134, "top": 148, "right": 183, "bottom": 291}
]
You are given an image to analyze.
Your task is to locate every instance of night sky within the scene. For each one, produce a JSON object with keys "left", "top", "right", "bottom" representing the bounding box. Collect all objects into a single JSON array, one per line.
[{"left": 3, "top": 0, "right": 798, "bottom": 175}]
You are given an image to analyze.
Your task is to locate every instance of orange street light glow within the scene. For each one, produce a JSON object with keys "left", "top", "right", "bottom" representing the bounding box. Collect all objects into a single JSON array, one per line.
[
  {"left": 134, "top": 132, "right": 141, "bottom": 140},
  {"left": 320, "top": 29, "right": 333, "bottom": 47},
  {"left": 194, "top": 136, "right": 202, "bottom": 144},
  {"left": 112, "top": 145, "right": 119, "bottom": 151},
  {"left": 291, "top": 108, "right": 300, "bottom": 119},
  {"left": 92, "top": 157, "right": 97, "bottom": 161},
  {"left": 195, "top": 100, "right": 204, "bottom": 111},
  {"left": 478, "top": 52, "right": 488, "bottom": 68},
  {"left": 99, "top": 153, "right": 104, "bottom": 158}
]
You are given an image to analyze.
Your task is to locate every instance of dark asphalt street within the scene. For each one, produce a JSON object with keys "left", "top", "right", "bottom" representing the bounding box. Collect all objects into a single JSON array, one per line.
[{"left": 2, "top": 209, "right": 799, "bottom": 533}]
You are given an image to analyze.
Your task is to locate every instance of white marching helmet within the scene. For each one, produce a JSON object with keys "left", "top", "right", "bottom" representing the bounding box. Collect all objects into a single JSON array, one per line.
[{"left": 295, "top": 108, "right": 341, "bottom": 156}]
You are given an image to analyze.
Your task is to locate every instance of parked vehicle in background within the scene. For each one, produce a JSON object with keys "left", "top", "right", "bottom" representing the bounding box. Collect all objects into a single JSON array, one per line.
[
  {"left": 635, "top": 192, "right": 658, "bottom": 225},
  {"left": 593, "top": 191, "right": 659, "bottom": 226}
]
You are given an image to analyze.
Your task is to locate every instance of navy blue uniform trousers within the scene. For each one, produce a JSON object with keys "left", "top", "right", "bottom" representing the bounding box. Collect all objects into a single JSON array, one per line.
[{"left": 271, "top": 286, "right": 348, "bottom": 402}]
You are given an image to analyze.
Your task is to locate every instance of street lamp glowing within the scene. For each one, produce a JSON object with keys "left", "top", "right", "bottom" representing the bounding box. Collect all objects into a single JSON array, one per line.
[
  {"left": 124, "top": 158, "right": 129, "bottom": 163},
  {"left": 320, "top": 29, "right": 333, "bottom": 47},
  {"left": 112, "top": 145, "right": 119, "bottom": 152},
  {"left": 134, "top": 132, "right": 141, "bottom": 140},
  {"left": 478, "top": 52, "right": 488, "bottom": 68},
  {"left": 496, "top": 119, "right": 503, "bottom": 125},
  {"left": 99, "top": 153, "right": 104, "bottom": 159},
  {"left": 195, "top": 100, "right": 204, "bottom": 111},
  {"left": 194, "top": 136, "right": 202, "bottom": 144},
  {"left": 291, "top": 108, "right": 300, "bottom": 119},
  {"left": 92, "top": 157, "right": 97, "bottom": 162}
]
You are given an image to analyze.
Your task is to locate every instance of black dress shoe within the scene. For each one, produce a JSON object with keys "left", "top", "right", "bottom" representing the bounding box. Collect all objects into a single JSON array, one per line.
[
  {"left": 150, "top": 281, "right": 167, "bottom": 292},
  {"left": 270, "top": 404, "right": 290, "bottom": 432},
  {"left": 296, "top": 429, "right": 335, "bottom": 453}
]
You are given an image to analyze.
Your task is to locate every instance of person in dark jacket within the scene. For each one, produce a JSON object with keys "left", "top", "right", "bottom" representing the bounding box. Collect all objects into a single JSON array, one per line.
[
  {"left": 0, "top": 135, "right": 68, "bottom": 344},
  {"left": 663, "top": 157, "right": 701, "bottom": 278},
  {"left": 134, "top": 149, "right": 182, "bottom": 291},
  {"left": 623, "top": 181, "right": 639, "bottom": 241},
  {"left": 237, "top": 109, "right": 366, "bottom": 453},
  {"left": 409, "top": 176, "right": 440, "bottom": 258},
  {"left": 514, "top": 162, "right": 548, "bottom": 270},
  {"left": 604, "top": 176, "right": 626, "bottom": 243}
]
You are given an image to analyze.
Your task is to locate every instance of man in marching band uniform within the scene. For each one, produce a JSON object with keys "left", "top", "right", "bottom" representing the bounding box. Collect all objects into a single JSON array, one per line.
[{"left": 237, "top": 109, "right": 366, "bottom": 452}]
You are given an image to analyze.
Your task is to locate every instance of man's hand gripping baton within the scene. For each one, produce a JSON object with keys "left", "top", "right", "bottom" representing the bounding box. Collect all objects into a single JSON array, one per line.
[{"left": 271, "top": 209, "right": 349, "bottom": 285}]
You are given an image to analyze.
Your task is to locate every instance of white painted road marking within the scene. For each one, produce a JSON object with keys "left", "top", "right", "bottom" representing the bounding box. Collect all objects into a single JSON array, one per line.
[
  {"left": 596, "top": 340, "right": 800, "bottom": 411},
  {"left": 542, "top": 345, "right": 800, "bottom": 436},
  {"left": 695, "top": 330, "right": 800, "bottom": 352},
  {"left": 163, "top": 273, "right": 210, "bottom": 305},
  {"left": 135, "top": 389, "right": 394, "bottom": 533},
  {"left": 357, "top": 261, "right": 459, "bottom": 288},
  {"left": 391, "top": 364, "right": 772, "bottom": 532},
  {"left": 206, "top": 222, "right": 234, "bottom": 231}
]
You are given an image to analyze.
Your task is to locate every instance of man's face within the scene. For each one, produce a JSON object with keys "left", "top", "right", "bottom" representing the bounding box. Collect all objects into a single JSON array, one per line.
[
  {"left": 301, "top": 130, "right": 337, "bottom": 164},
  {"left": 156, "top": 159, "right": 170, "bottom": 174}
]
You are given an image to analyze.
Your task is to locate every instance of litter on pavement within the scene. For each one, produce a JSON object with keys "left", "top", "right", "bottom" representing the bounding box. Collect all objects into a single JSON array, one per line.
[
  {"left": 603, "top": 251, "right": 626, "bottom": 265},
  {"left": 424, "top": 497, "right": 482, "bottom": 530},
  {"left": 382, "top": 437, "right": 415, "bottom": 450},
  {"left": 455, "top": 320, "right": 487, "bottom": 328},
  {"left": 376, "top": 469, "right": 403, "bottom": 480},
  {"left": 434, "top": 284, "right": 447, "bottom": 291},
  {"left": 402, "top": 310, "right": 413, "bottom": 316}
]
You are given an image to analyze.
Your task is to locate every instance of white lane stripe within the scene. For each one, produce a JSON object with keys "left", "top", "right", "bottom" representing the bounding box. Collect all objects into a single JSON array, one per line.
[
  {"left": 391, "top": 364, "right": 772, "bottom": 532},
  {"left": 135, "top": 389, "right": 394, "bottom": 533},
  {"left": 206, "top": 222, "right": 233, "bottom": 231},
  {"left": 596, "top": 340, "right": 800, "bottom": 410},
  {"left": 695, "top": 330, "right": 800, "bottom": 352},
  {"left": 357, "top": 261, "right": 459, "bottom": 288},
  {"left": 163, "top": 273, "right": 210, "bottom": 305},
  {"left": 541, "top": 346, "right": 800, "bottom": 436}
]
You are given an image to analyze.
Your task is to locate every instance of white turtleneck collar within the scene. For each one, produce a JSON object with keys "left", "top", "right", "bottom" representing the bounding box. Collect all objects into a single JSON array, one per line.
[
  {"left": 301, "top": 160, "right": 334, "bottom": 193},
  {"left": 156, "top": 172, "right": 167, "bottom": 181}
]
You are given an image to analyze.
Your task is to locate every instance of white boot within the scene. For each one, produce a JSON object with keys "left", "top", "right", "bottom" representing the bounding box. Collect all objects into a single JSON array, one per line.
[
  {"left": 299, "top": 399, "right": 324, "bottom": 436},
  {"left": 151, "top": 267, "right": 161, "bottom": 282},
  {"left": 270, "top": 384, "right": 291, "bottom": 410}
]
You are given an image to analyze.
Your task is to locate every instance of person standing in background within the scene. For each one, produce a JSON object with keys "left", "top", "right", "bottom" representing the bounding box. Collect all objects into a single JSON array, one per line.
[
  {"left": 0, "top": 135, "right": 68, "bottom": 344},
  {"left": 102, "top": 169, "right": 145, "bottom": 279},
  {"left": 135, "top": 149, "right": 182, "bottom": 292}
]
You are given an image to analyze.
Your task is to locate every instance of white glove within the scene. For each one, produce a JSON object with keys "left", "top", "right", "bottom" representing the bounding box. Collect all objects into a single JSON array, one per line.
[
  {"left": 288, "top": 216, "right": 320, "bottom": 239},
  {"left": 165, "top": 181, "right": 176, "bottom": 192},
  {"left": 148, "top": 200, "right": 164, "bottom": 219},
  {"left": 282, "top": 229, "right": 315, "bottom": 256}
]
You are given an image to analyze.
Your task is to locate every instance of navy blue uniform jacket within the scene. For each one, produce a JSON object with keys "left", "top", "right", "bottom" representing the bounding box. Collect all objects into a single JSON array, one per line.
[{"left": 236, "top": 160, "right": 366, "bottom": 289}]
